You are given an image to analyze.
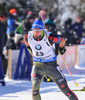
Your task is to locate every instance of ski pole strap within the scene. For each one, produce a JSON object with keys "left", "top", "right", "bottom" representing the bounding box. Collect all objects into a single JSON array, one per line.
[{"left": 57, "top": 36, "right": 60, "bottom": 44}]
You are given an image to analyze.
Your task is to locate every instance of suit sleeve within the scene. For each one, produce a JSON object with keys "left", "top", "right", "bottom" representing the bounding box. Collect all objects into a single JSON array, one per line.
[{"left": 48, "top": 33, "right": 65, "bottom": 47}]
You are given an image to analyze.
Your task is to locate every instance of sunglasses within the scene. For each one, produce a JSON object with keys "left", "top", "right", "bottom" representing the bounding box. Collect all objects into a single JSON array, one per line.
[{"left": 33, "top": 29, "right": 42, "bottom": 32}]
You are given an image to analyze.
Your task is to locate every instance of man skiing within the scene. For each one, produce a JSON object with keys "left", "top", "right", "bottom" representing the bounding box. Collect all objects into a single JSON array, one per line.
[{"left": 26, "top": 19, "right": 79, "bottom": 100}]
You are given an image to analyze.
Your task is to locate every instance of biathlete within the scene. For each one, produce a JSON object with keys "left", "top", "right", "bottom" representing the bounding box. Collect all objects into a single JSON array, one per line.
[{"left": 25, "top": 19, "right": 79, "bottom": 100}]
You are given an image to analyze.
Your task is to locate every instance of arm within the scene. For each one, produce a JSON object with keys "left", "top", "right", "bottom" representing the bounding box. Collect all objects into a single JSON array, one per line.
[
  {"left": 48, "top": 33, "right": 66, "bottom": 55},
  {"left": 48, "top": 33, "right": 65, "bottom": 47},
  {"left": 59, "top": 37, "right": 66, "bottom": 55},
  {"left": 23, "top": 34, "right": 29, "bottom": 47},
  {"left": 23, "top": 34, "right": 33, "bottom": 55},
  {"left": 59, "top": 37, "right": 65, "bottom": 47}
]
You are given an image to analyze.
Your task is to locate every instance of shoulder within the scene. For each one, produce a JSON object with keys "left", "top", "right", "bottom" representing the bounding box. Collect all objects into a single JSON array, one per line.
[
  {"left": 49, "top": 32, "right": 58, "bottom": 37},
  {"left": 47, "top": 31, "right": 51, "bottom": 36},
  {"left": 45, "top": 19, "right": 50, "bottom": 22},
  {"left": 45, "top": 19, "right": 56, "bottom": 26},
  {"left": 28, "top": 31, "right": 32, "bottom": 35}
]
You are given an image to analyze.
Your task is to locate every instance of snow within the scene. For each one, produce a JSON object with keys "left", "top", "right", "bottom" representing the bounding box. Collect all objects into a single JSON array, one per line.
[{"left": 0, "top": 68, "right": 85, "bottom": 100}]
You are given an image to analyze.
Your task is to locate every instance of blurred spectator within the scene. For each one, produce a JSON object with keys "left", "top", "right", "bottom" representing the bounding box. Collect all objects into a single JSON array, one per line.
[
  {"left": 21, "top": 14, "right": 34, "bottom": 35},
  {"left": 5, "top": 32, "right": 16, "bottom": 51},
  {"left": 0, "top": 20, "right": 7, "bottom": 76},
  {"left": 14, "top": 33, "right": 24, "bottom": 49},
  {"left": 27, "top": 11, "right": 33, "bottom": 15},
  {"left": 61, "top": 18, "right": 74, "bottom": 46},
  {"left": 80, "top": 18, "right": 85, "bottom": 44},
  {"left": 0, "top": 20, "right": 7, "bottom": 55},
  {"left": 18, "top": 10, "right": 25, "bottom": 21},
  {"left": 45, "top": 13, "right": 57, "bottom": 34},
  {"left": 0, "top": 15, "right": 5, "bottom": 23},
  {"left": 80, "top": 18, "right": 85, "bottom": 26},
  {"left": 0, "top": 12, "right": 8, "bottom": 25},
  {"left": 39, "top": 9, "right": 47, "bottom": 21},
  {"left": 4, "top": 32, "right": 16, "bottom": 76},
  {"left": 6, "top": 8, "right": 18, "bottom": 35},
  {"left": 71, "top": 16, "right": 85, "bottom": 44}
]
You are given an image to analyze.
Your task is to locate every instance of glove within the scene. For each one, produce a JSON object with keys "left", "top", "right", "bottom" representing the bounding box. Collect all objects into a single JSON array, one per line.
[{"left": 59, "top": 46, "right": 66, "bottom": 55}]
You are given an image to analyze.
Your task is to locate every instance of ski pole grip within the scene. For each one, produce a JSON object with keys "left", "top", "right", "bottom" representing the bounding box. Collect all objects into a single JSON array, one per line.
[{"left": 37, "top": 5, "right": 42, "bottom": 11}]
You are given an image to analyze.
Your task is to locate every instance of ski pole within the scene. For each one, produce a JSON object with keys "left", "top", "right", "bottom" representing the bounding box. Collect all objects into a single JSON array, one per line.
[
  {"left": 14, "top": 23, "right": 22, "bottom": 33},
  {"left": 14, "top": 19, "right": 25, "bottom": 33},
  {"left": 27, "top": 48, "right": 33, "bottom": 56},
  {"left": 37, "top": 5, "right": 46, "bottom": 28},
  {"left": 59, "top": 52, "right": 78, "bottom": 86}
]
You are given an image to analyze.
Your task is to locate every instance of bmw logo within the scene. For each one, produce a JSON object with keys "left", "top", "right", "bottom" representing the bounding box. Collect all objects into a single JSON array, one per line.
[{"left": 35, "top": 44, "right": 42, "bottom": 50}]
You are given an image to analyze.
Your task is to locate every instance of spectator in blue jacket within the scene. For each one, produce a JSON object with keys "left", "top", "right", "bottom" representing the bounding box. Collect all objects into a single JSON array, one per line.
[
  {"left": 6, "top": 8, "right": 18, "bottom": 35},
  {"left": 71, "top": 16, "right": 85, "bottom": 44}
]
